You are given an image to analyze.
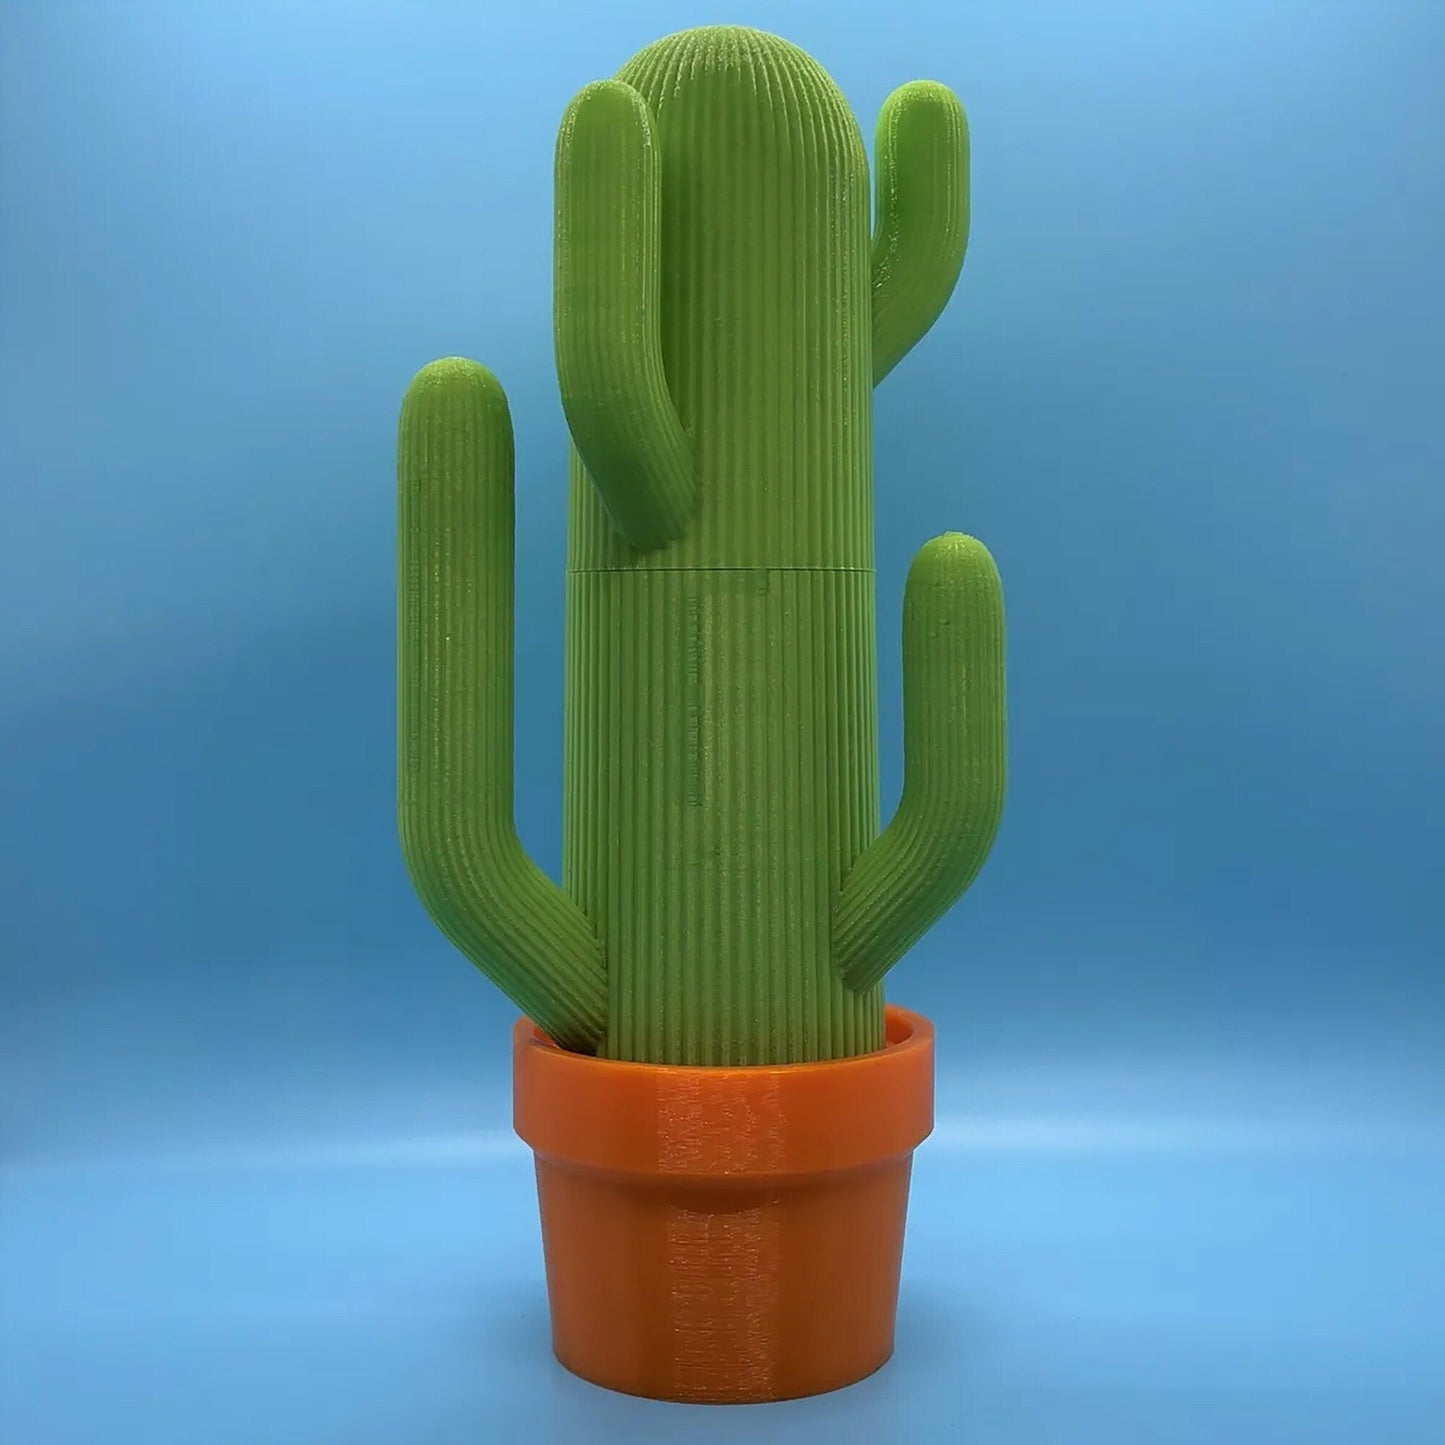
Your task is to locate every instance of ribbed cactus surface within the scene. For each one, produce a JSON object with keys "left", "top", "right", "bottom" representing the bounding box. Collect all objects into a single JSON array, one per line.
[{"left": 399, "top": 26, "right": 1006, "bottom": 1065}]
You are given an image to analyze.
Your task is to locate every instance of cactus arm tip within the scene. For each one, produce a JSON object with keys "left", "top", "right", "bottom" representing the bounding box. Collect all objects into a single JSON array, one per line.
[
  {"left": 398, "top": 357, "right": 607, "bottom": 1052},
  {"left": 833, "top": 531, "right": 1006, "bottom": 993},
  {"left": 871, "top": 80, "right": 970, "bottom": 386},
  {"left": 555, "top": 80, "right": 696, "bottom": 553}
]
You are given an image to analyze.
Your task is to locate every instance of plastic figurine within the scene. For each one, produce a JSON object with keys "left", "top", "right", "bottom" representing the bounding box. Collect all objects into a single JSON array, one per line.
[{"left": 397, "top": 24, "right": 1005, "bottom": 1403}]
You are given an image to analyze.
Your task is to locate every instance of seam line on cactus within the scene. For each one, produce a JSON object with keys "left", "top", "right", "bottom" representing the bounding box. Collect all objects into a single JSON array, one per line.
[{"left": 566, "top": 565, "right": 876, "bottom": 575}]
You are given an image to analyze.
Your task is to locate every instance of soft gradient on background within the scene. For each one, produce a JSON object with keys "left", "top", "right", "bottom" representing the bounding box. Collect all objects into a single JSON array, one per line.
[{"left": 2, "top": 1, "right": 1441, "bottom": 1441}]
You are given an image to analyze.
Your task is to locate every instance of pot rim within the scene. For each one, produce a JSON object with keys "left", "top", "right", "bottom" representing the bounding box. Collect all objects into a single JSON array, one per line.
[{"left": 514, "top": 1003, "right": 934, "bottom": 1182}]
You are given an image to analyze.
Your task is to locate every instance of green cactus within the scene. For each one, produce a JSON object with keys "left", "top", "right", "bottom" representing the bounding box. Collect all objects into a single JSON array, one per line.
[{"left": 398, "top": 26, "right": 1006, "bottom": 1065}]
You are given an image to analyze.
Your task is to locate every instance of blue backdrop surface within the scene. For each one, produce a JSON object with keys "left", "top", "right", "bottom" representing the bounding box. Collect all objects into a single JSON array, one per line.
[{"left": 2, "top": 2, "right": 1442, "bottom": 1441}]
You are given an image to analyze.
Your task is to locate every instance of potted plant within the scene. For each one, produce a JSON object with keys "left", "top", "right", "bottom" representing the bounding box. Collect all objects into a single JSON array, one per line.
[{"left": 397, "top": 24, "right": 1006, "bottom": 1404}]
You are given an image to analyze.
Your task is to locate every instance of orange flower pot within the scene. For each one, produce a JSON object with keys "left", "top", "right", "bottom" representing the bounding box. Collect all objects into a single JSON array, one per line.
[{"left": 512, "top": 1003, "right": 935, "bottom": 1403}]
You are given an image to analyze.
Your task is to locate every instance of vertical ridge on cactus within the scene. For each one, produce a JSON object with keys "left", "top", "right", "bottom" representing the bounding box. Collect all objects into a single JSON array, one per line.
[{"left": 398, "top": 25, "right": 1007, "bottom": 1066}]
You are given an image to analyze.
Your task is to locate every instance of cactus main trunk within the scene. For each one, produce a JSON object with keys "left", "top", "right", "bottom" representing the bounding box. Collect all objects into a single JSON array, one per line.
[{"left": 563, "top": 31, "right": 879, "bottom": 1064}]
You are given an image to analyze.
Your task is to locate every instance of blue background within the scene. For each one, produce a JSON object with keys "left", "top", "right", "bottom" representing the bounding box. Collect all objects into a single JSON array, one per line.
[{"left": 2, "top": 1, "right": 1441, "bottom": 1440}]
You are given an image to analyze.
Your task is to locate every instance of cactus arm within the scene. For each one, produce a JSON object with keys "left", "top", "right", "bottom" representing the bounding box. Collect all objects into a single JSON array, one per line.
[
  {"left": 870, "top": 81, "right": 970, "bottom": 386},
  {"left": 833, "top": 533, "right": 1006, "bottom": 993},
  {"left": 555, "top": 80, "right": 695, "bottom": 553},
  {"left": 398, "top": 358, "right": 608, "bottom": 1053}
]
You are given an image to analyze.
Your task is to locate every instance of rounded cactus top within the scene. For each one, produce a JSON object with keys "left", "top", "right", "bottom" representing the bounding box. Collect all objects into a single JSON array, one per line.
[
  {"left": 613, "top": 24, "right": 871, "bottom": 291},
  {"left": 617, "top": 25, "right": 862, "bottom": 147}
]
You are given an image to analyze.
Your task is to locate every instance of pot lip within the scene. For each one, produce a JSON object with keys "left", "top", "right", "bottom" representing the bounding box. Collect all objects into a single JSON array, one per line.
[
  {"left": 516, "top": 1003, "right": 932, "bottom": 1079},
  {"left": 513, "top": 1005, "right": 935, "bottom": 1180}
]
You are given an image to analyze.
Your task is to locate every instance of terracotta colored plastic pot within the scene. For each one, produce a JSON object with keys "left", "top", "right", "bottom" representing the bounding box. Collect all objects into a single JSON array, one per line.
[{"left": 512, "top": 1003, "right": 935, "bottom": 1404}]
